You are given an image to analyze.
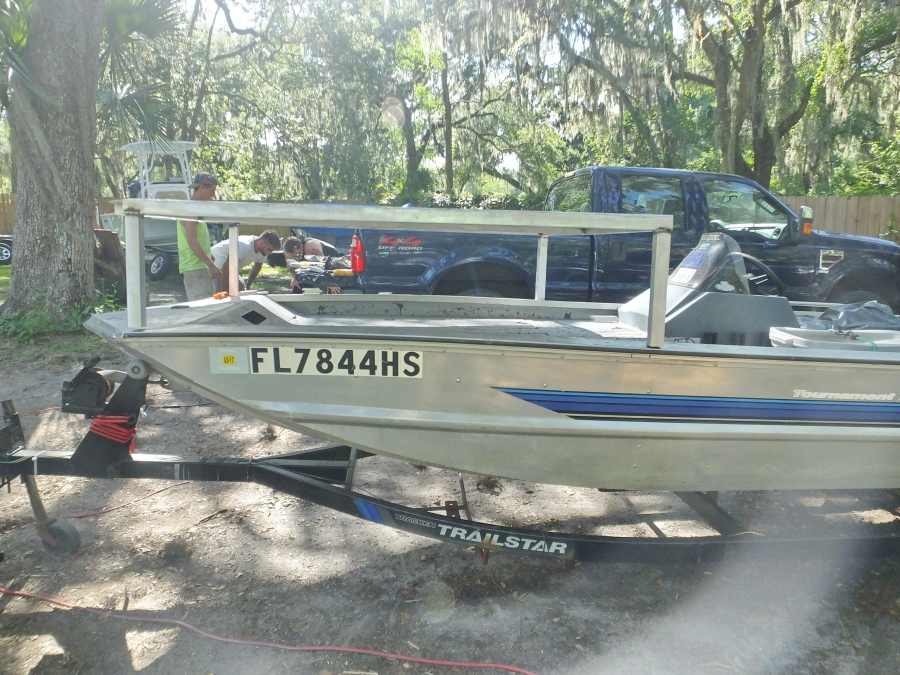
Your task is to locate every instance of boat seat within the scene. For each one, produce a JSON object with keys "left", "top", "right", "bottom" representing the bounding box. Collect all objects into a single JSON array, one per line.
[{"left": 619, "top": 233, "right": 799, "bottom": 346}]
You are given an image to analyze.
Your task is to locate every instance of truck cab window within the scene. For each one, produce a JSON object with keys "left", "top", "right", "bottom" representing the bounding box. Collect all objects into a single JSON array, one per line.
[
  {"left": 545, "top": 173, "right": 592, "bottom": 212},
  {"left": 703, "top": 179, "right": 789, "bottom": 240},
  {"left": 619, "top": 175, "right": 685, "bottom": 231}
]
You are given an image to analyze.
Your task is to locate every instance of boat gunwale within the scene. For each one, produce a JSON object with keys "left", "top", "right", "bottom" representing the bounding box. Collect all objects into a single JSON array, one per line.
[{"left": 116, "top": 326, "right": 900, "bottom": 366}]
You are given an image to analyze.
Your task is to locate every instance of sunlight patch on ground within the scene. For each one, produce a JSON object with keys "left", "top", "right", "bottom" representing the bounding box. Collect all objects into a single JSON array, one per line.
[
  {"left": 125, "top": 628, "right": 178, "bottom": 671},
  {"left": 25, "top": 411, "right": 88, "bottom": 448},
  {"left": 1, "top": 634, "right": 65, "bottom": 673},
  {"left": 622, "top": 493, "right": 678, "bottom": 515},
  {"left": 233, "top": 496, "right": 433, "bottom": 583},
  {"left": 595, "top": 522, "right": 659, "bottom": 537},
  {"left": 650, "top": 518, "right": 721, "bottom": 538},
  {"left": 824, "top": 508, "right": 899, "bottom": 525}
]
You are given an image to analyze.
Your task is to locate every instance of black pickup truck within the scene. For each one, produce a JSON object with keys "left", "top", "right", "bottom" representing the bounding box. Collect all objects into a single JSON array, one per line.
[{"left": 301, "top": 166, "right": 900, "bottom": 308}]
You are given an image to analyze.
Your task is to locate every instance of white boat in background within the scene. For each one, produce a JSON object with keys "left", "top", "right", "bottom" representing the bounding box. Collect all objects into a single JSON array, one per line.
[
  {"left": 100, "top": 141, "right": 200, "bottom": 279},
  {"left": 83, "top": 199, "right": 900, "bottom": 493}
]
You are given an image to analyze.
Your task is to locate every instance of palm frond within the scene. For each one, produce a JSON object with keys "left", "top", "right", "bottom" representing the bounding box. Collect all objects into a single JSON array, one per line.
[
  {"left": 0, "top": 0, "right": 31, "bottom": 75},
  {"left": 0, "top": 0, "right": 30, "bottom": 48},
  {"left": 97, "top": 82, "right": 173, "bottom": 141},
  {"left": 101, "top": 0, "right": 180, "bottom": 80},
  {"left": 0, "top": 1, "right": 38, "bottom": 107}
]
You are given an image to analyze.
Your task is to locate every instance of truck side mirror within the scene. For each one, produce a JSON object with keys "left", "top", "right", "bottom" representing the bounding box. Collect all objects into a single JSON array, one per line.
[{"left": 800, "top": 205, "right": 814, "bottom": 235}]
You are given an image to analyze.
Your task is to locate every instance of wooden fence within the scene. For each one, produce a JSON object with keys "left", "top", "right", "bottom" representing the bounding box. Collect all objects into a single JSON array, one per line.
[
  {"left": 0, "top": 193, "right": 898, "bottom": 238},
  {"left": 781, "top": 196, "right": 900, "bottom": 238},
  {"left": 0, "top": 196, "right": 115, "bottom": 235}
]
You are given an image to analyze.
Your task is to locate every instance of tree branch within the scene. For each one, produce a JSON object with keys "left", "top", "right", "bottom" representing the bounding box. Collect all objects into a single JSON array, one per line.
[
  {"left": 710, "top": 0, "right": 742, "bottom": 36},
  {"left": 457, "top": 124, "right": 509, "bottom": 153},
  {"left": 415, "top": 124, "right": 437, "bottom": 163},
  {"left": 777, "top": 77, "right": 813, "bottom": 139},
  {"left": 212, "top": 4, "right": 281, "bottom": 62},
  {"left": 557, "top": 33, "right": 662, "bottom": 163},
  {"left": 672, "top": 70, "right": 715, "bottom": 87},
  {"left": 766, "top": 0, "right": 802, "bottom": 24},
  {"left": 483, "top": 165, "right": 524, "bottom": 191},
  {"left": 451, "top": 108, "right": 500, "bottom": 127},
  {"left": 209, "top": 88, "right": 269, "bottom": 122},
  {"left": 186, "top": 0, "right": 202, "bottom": 41},
  {"left": 211, "top": 40, "right": 259, "bottom": 62},
  {"left": 213, "top": 0, "right": 261, "bottom": 37},
  {"left": 185, "top": 12, "right": 219, "bottom": 138},
  {"left": 852, "top": 17, "right": 900, "bottom": 63},
  {"left": 678, "top": 0, "right": 738, "bottom": 70}
]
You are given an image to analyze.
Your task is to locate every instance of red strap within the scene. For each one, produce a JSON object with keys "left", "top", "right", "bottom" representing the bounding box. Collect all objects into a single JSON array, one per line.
[{"left": 89, "top": 415, "right": 137, "bottom": 452}]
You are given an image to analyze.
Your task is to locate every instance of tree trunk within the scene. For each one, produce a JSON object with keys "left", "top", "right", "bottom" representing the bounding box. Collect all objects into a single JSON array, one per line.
[
  {"left": 399, "top": 98, "right": 430, "bottom": 202},
  {"left": 751, "top": 124, "right": 777, "bottom": 187},
  {"left": 441, "top": 54, "right": 454, "bottom": 197},
  {"left": 5, "top": 0, "right": 103, "bottom": 316},
  {"left": 400, "top": 99, "right": 417, "bottom": 202},
  {"left": 709, "top": 39, "right": 736, "bottom": 173},
  {"left": 683, "top": 0, "right": 771, "bottom": 179},
  {"left": 99, "top": 155, "right": 123, "bottom": 199}
]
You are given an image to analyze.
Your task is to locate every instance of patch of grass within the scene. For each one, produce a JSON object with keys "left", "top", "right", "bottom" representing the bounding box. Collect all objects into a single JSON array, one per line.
[
  {"left": 251, "top": 264, "right": 293, "bottom": 293},
  {"left": 0, "top": 268, "right": 124, "bottom": 364},
  {"left": 0, "top": 305, "right": 92, "bottom": 342},
  {"left": 0, "top": 277, "right": 124, "bottom": 343},
  {"left": 0, "top": 288, "right": 124, "bottom": 343},
  {"left": 0, "top": 265, "right": 9, "bottom": 304}
]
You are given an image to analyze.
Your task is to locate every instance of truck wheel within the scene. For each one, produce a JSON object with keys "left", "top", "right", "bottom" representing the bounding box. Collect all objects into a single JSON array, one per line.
[
  {"left": 830, "top": 288, "right": 895, "bottom": 307},
  {"left": 455, "top": 287, "right": 504, "bottom": 298},
  {"left": 148, "top": 253, "right": 172, "bottom": 280},
  {"left": 0, "top": 241, "right": 11, "bottom": 265}
]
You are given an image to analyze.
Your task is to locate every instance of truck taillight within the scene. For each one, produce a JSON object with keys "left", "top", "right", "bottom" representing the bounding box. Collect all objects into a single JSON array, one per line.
[{"left": 350, "top": 233, "right": 365, "bottom": 274}]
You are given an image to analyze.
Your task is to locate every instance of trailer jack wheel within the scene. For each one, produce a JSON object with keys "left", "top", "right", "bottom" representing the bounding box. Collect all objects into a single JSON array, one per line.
[
  {"left": 22, "top": 473, "right": 81, "bottom": 555},
  {"left": 40, "top": 519, "right": 81, "bottom": 555}
]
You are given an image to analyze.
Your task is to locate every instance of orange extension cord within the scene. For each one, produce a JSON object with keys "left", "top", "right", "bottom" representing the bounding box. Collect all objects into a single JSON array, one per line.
[{"left": 0, "top": 586, "right": 538, "bottom": 675}]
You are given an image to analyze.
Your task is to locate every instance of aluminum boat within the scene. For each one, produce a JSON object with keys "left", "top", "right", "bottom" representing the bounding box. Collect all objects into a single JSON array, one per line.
[{"left": 85, "top": 200, "right": 900, "bottom": 492}]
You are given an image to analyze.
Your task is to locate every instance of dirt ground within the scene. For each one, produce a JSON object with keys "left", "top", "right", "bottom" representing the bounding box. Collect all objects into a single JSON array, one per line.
[{"left": 2, "top": 282, "right": 900, "bottom": 674}]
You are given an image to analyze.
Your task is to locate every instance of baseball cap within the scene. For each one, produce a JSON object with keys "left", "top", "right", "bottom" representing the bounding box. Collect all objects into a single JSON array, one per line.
[{"left": 191, "top": 172, "right": 218, "bottom": 188}]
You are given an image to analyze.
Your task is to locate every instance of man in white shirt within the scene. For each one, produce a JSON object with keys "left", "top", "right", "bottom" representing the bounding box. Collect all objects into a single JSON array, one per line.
[{"left": 210, "top": 231, "right": 281, "bottom": 291}]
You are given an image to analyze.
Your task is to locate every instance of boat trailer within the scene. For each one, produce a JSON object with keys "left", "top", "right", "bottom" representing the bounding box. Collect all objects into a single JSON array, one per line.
[{"left": 3, "top": 359, "right": 900, "bottom": 564}]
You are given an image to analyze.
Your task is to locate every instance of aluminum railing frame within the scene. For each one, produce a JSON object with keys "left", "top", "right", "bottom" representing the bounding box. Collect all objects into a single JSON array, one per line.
[{"left": 118, "top": 200, "right": 673, "bottom": 348}]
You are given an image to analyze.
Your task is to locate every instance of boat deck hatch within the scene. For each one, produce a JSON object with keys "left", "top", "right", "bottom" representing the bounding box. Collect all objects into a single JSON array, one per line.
[{"left": 241, "top": 310, "right": 267, "bottom": 325}]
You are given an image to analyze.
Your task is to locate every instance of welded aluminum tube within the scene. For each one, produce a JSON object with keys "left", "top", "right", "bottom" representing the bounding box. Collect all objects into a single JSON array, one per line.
[
  {"left": 534, "top": 234, "right": 549, "bottom": 301},
  {"left": 119, "top": 199, "right": 671, "bottom": 237},
  {"left": 124, "top": 212, "right": 146, "bottom": 330},
  {"left": 646, "top": 228, "right": 672, "bottom": 349},
  {"left": 228, "top": 224, "right": 239, "bottom": 298}
]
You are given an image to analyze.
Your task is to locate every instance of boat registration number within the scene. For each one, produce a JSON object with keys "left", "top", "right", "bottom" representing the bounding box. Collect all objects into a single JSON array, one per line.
[{"left": 210, "top": 346, "right": 423, "bottom": 378}]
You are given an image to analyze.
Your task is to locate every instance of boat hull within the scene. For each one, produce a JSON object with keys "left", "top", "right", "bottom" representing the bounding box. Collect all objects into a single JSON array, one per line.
[{"left": 102, "top": 330, "right": 900, "bottom": 491}]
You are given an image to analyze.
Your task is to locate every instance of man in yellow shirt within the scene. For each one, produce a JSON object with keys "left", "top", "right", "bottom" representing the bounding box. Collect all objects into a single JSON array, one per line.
[{"left": 177, "top": 173, "right": 219, "bottom": 300}]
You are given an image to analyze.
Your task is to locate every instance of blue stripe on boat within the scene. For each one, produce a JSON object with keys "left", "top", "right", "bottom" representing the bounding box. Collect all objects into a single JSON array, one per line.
[
  {"left": 497, "top": 388, "right": 900, "bottom": 425},
  {"left": 354, "top": 497, "right": 384, "bottom": 523}
]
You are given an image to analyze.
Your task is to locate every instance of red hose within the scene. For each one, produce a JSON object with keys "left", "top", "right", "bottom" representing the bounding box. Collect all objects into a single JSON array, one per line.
[{"left": 0, "top": 586, "right": 538, "bottom": 674}]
